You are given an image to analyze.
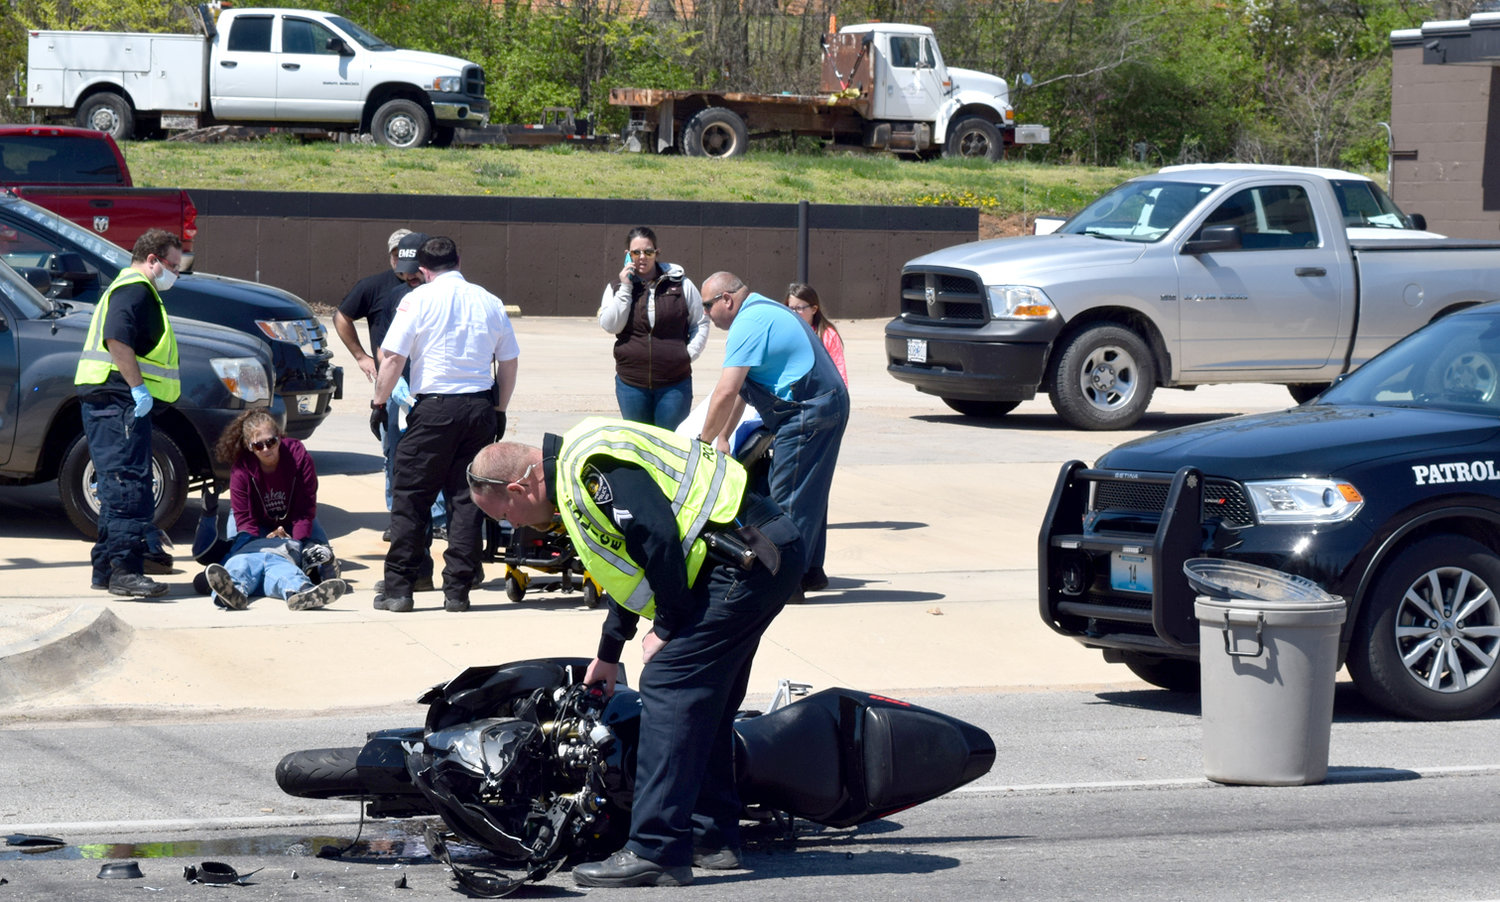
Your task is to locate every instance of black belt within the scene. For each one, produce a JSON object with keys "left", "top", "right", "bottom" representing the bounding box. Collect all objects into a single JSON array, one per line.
[{"left": 416, "top": 388, "right": 493, "bottom": 401}]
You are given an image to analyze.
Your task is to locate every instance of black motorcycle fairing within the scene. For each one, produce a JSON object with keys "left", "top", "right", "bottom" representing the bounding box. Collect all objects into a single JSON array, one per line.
[
  {"left": 733, "top": 688, "right": 996, "bottom": 829},
  {"left": 596, "top": 689, "right": 643, "bottom": 807},
  {"left": 422, "top": 658, "right": 599, "bottom": 733},
  {"left": 406, "top": 717, "right": 549, "bottom": 862}
]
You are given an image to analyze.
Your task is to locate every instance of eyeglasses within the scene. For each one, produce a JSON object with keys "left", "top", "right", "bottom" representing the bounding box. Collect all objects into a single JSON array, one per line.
[
  {"left": 155, "top": 255, "right": 181, "bottom": 273},
  {"left": 249, "top": 436, "right": 280, "bottom": 452},
  {"left": 789, "top": 303, "right": 813, "bottom": 313},
  {"left": 628, "top": 248, "right": 658, "bottom": 259},
  {"left": 467, "top": 460, "right": 538, "bottom": 491},
  {"left": 703, "top": 291, "right": 733, "bottom": 311}
]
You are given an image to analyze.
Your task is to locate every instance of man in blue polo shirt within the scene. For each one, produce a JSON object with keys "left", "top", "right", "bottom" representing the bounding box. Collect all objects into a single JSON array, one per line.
[{"left": 697, "top": 271, "right": 849, "bottom": 592}]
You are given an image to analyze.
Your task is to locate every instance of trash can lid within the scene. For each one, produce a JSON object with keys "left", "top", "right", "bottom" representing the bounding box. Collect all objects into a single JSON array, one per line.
[{"left": 1183, "top": 558, "right": 1338, "bottom": 604}]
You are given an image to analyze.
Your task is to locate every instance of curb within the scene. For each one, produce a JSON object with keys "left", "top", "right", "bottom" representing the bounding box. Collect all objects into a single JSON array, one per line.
[{"left": 0, "top": 606, "right": 134, "bottom": 703}]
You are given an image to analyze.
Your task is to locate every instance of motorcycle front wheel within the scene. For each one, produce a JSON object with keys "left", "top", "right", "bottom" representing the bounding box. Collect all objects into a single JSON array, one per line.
[{"left": 276, "top": 747, "right": 366, "bottom": 800}]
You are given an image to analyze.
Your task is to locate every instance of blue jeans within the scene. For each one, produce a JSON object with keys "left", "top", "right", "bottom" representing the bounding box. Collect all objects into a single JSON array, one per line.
[
  {"left": 82, "top": 394, "right": 154, "bottom": 583},
  {"left": 383, "top": 397, "right": 448, "bottom": 528},
  {"left": 222, "top": 539, "right": 312, "bottom": 602},
  {"left": 615, "top": 375, "right": 692, "bottom": 431}
]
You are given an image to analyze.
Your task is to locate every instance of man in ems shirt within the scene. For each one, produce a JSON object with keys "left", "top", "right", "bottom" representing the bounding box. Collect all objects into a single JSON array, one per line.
[
  {"left": 74, "top": 228, "right": 183, "bottom": 598},
  {"left": 372, "top": 236, "right": 518, "bottom": 613}
]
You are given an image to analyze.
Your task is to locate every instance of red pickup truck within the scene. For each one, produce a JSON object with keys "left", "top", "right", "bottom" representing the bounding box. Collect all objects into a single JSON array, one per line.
[{"left": 0, "top": 124, "right": 197, "bottom": 261}]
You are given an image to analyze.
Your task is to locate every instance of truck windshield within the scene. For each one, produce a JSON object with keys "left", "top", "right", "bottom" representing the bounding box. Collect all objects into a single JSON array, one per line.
[
  {"left": 1, "top": 197, "right": 130, "bottom": 271},
  {"left": 327, "top": 16, "right": 394, "bottom": 51},
  {"left": 1320, "top": 313, "right": 1500, "bottom": 415},
  {"left": 1329, "top": 179, "right": 1414, "bottom": 230},
  {"left": 1057, "top": 180, "right": 1214, "bottom": 242}
]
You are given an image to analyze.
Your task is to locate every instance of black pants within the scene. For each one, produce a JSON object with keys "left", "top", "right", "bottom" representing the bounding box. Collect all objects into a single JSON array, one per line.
[
  {"left": 81, "top": 393, "right": 153, "bottom": 582},
  {"left": 384, "top": 393, "right": 492, "bottom": 601},
  {"left": 623, "top": 510, "right": 804, "bottom": 867}
]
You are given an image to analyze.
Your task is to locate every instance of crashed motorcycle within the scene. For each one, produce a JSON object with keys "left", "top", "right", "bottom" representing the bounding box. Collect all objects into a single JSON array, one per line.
[{"left": 276, "top": 658, "right": 995, "bottom": 895}]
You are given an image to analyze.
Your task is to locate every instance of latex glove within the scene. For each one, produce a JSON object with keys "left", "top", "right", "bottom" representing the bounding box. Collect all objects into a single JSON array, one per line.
[
  {"left": 130, "top": 384, "right": 153, "bottom": 418},
  {"left": 494, "top": 410, "right": 507, "bottom": 441},
  {"left": 392, "top": 376, "right": 415, "bottom": 409},
  {"left": 369, "top": 403, "right": 388, "bottom": 440}
]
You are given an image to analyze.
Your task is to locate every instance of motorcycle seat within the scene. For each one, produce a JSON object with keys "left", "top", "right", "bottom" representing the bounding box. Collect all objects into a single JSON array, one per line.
[{"left": 733, "top": 699, "right": 843, "bottom": 821}]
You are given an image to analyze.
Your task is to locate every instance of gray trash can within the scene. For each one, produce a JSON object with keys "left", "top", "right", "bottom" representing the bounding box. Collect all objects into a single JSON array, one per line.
[{"left": 1184, "top": 558, "right": 1347, "bottom": 786}]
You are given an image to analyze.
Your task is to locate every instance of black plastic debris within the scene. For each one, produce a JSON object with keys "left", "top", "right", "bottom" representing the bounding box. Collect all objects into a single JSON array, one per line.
[
  {"left": 4, "top": 834, "right": 65, "bottom": 848},
  {"left": 97, "top": 861, "right": 144, "bottom": 879},
  {"left": 183, "top": 861, "right": 262, "bottom": 885}
]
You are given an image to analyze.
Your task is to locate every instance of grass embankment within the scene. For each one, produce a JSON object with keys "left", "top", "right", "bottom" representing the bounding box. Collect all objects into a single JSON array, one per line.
[{"left": 125, "top": 139, "right": 1130, "bottom": 232}]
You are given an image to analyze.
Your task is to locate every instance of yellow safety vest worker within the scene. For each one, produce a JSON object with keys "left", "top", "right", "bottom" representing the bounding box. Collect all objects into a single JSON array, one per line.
[
  {"left": 75, "top": 268, "right": 180, "bottom": 402},
  {"left": 554, "top": 418, "right": 747, "bottom": 619}
]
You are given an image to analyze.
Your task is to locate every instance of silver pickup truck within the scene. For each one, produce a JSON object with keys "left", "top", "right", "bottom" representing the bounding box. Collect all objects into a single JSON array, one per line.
[{"left": 885, "top": 164, "right": 1500, "bottom": 429}]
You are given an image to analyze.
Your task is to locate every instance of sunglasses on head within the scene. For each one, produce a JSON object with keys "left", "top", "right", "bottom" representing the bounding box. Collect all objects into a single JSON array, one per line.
[{"left": 249, "top": 436, "right": 280, "bottom": 452}]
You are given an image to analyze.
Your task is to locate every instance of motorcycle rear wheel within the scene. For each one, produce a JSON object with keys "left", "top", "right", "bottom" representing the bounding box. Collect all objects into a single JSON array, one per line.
[{"left": 275, "top": 747, "right": 366, "bottom": 799}]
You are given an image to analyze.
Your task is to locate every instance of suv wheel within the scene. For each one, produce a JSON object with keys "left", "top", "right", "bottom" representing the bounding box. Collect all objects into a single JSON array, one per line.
[
  {"left": 1348, "top": 535, "right": 1500, "bottom": 720},
  {"left": 59, "top": 431, "right": 189, "bottom": 539}
]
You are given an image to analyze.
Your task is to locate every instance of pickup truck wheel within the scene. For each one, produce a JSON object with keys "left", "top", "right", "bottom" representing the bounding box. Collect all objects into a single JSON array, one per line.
[
  {"left": 1121, "top": 653, "right": 1201, "bottom": 693},
  {"left": 1048, "top": 324, "right": 1156, "bottom": 430},
  {"left": 943, "top": 117, "right": 1003, "bottom": 162},
  {"left": 77, "top": 92, "right": 135, "bottom": 142},
  {"left": 371, "top": 99, "right": 432, "bottom": 149},
  {"left": 683, "top": 108, "right": 748, "bottom": 158},
  {"left": 1287, "top": 383, "right": 1329, "bottom": 404},
  {"left": 1348, "top": 536, "right": 1500, "bottom": 720},
  {"left": 942, "top": 398, "right": 1020, "bottom": 418},
  {"left": 59, "top": 431, "right": 189, "bottom": 540}
]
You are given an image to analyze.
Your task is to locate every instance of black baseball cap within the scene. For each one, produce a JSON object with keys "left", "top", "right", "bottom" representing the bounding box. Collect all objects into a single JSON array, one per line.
[{"left": 394, "top": 231, "right": 429, "bottom": 274}]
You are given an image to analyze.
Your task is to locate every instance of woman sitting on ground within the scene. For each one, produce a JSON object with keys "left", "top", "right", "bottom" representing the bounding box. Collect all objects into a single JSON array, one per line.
[{"left": 202, "top": 410, "right": 347, "bottom": 610}]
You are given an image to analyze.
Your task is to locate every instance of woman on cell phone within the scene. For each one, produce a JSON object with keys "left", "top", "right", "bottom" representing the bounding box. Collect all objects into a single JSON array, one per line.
[{"left": 596, "top": 226, "right": 710, "bottom": 430}]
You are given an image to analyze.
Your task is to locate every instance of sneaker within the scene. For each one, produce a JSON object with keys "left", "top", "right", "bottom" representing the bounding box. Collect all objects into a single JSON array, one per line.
[
  {"left": 108, "top": 571, "right": 169, "bottom": 598},
  {"left": 288, "top": 579, "right": 347, "bottom": 611},
  {"left": 444, "top": 595, "right": 469, "bottom": 613},
  {"left": 372, "top": 592, "right": 388, "bottom": 611},
  {"left": 383, "top": 595, "right": 414, "bottom": 613},
  {"left": 204, "top": 564, "right": 248, "bottom": 610},
  {"left": 573, "top": 851, "right": 692, "bottom": 888},
  {"left": 143, "top": 550, "right": 175, "bottom": 574},
  {"left": 692, "top": 847, "right": 743, "bottom": 870}
]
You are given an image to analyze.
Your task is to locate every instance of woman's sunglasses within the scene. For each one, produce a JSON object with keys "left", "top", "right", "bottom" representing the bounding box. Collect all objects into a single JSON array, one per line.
[{"left": 249, "top": 436, "right": 280, "bottom": 452}]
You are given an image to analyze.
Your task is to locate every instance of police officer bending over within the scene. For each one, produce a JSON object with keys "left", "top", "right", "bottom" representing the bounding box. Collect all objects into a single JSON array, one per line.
[
  {"left": 373, "top": 236, "right": 519, "bottom": 613},
  {"left": 469, "top": 418, "right": 803, "bottom": 887}
]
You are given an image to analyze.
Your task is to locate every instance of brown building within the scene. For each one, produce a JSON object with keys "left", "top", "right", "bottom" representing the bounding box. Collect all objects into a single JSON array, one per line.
[{"left": 1390, "top": 14, "right": 1500, "bottom": 238}]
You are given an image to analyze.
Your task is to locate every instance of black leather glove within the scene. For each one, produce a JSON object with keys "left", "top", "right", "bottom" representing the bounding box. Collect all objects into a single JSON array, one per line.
[
  {"left": 494, "top": 410, "right": 507, "bottom": 441},
  {"left": 369, "top": 403, "right": 388, "bottom": 440}
]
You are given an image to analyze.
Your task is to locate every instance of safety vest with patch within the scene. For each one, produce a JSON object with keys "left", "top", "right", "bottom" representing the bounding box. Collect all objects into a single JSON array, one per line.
[
  {"left": 554, "top": 418, "right": 746, "bottom": 619},
  {"left": 74, "top": 268, "right": 180, "bottom": 402}
]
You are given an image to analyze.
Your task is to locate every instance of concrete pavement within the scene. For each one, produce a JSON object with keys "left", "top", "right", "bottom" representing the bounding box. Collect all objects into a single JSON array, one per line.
[{"left": 0, "top": 315, "right": 1299, "bottom": 721}]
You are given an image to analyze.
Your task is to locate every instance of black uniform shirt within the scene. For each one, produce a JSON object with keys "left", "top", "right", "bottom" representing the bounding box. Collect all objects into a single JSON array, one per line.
[
  {"left": 85, "top": 280, "right": 165, "bottom": 398},
  {"left": 338, "top": 269, "right": 411, "bottom": 353}
]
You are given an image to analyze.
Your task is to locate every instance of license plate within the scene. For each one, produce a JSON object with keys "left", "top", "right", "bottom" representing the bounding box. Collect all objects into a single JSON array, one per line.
[
  {"left": 907, "top": 338, "right": 927, "bottom": 364},
  {"left": 1110, "top": 552, "right": 1152, "bottom": 594},
  {"left": 296, "top": 394, "right": 317, "bottom": 414}
]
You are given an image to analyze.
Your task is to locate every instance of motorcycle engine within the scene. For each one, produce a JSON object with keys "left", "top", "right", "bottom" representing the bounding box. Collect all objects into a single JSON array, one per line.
[{"left": 407, "top": 717, "right": 549, "bottom": 862}]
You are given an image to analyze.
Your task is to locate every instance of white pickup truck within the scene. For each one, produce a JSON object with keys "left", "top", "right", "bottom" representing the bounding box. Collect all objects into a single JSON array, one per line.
[
  {"left": 25, "top": 5, "right": 488, "bottom": 148},
  {"left": 885, "top": 164, "right": 1500, "bottom": 429}
]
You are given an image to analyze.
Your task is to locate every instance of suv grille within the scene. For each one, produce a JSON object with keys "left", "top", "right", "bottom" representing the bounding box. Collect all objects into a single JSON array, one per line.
[
  {"left": 900, "top": 270, "right": 987, "bottom": 324},
  {"left": 1094, "top": 477, "right": 1252, "bottom": 527}
]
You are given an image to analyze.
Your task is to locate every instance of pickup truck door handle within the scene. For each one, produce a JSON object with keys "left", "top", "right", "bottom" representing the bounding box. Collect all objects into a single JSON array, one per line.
[
  {"left": 220, "top": 60, "right": 237, "bottom": 68},
  {"left": 282, "top": 63, "right": 300, "bottom": 71},
  {"left": 1296, "top": 266, "right": 1327, "bottom": 277}
]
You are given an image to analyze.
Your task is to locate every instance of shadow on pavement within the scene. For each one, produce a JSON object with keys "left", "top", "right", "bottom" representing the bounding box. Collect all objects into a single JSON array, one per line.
[{"left": 913, "top": 410, "right": 1246, "bottom": 433}]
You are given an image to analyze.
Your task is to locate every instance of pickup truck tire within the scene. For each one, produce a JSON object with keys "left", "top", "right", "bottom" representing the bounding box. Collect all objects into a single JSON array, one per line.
[
  {"left": 1121, "top": 653, "right": 1201, "bottom": 693},
  {"left": 1048, "top": 324, "right": 1156, "bottom": 430},
  {"left": 1287, "top": 383, "right": 1328, "bottom": 404},
  {"left": 76, "top": 92, "right": 135, "bottom": 142},
  {"left": 942, "top": 398, "right": 1019, "bottom": 418},
  {"left": 59, "top": 430, "right": 188, "bottom": 539},
  {"left": 371, "top": 99, "right": 432, "bottom": 149},
  {"left": 1347, "top": 535, "right": 1500, "bottom": 720},
  {"left": 683, "top": 108, "right": 748, "bottom": 158},
  {"left": 943, "top": 117, "right": 1003, "bottom": 162}
]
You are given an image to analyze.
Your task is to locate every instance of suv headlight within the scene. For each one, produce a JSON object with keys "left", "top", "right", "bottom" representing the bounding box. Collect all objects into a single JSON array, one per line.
[
  {"left": 432, "top": 75, "right": 462, "bottom": 92},
  {"left": 211, "top": 357, "right": 271, "bottom": 403},
  {"left": 256, "top": 318, "right": 322, "bottom": 355},
  {"left": 986, "top": 285, "right": 1056, "bottom": 319},
  {"left": 1245, "top": 478, "right": 1364, "bottom": 524}
]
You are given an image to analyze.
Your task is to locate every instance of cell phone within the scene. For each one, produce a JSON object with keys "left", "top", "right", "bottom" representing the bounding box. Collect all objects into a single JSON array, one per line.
[{"left": 623, "top": 251, "right": 632, "bottom": 267}]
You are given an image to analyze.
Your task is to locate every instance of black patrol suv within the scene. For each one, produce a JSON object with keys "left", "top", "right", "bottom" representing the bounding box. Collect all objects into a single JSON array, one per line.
[{"left": 1041, "top": 302, "right": 1500, "bottom": 720}]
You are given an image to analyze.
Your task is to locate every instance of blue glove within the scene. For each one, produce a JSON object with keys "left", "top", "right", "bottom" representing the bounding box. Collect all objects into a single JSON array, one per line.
[
  {"left": 392, "top": 376, "right": 415, "bottom": 409},
  {"left": 130, "top": 384, "right": 153, "bottom": 418}
]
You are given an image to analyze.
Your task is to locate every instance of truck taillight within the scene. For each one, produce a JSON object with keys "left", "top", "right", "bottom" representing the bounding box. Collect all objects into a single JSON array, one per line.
[{"left": 183, "top": 197, "right": 198, "bottom": 246}]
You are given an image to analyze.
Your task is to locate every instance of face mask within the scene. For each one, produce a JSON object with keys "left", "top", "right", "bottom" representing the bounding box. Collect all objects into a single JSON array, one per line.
[{"left": 152, "top": 261, "right": 178, "bottom": 292}]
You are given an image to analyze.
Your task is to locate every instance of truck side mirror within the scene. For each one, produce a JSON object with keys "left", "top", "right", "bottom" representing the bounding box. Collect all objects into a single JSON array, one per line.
[
  {"left": 14, "top": 266, "right": 52, "bottom": 295},
  {"left": 1183, "top": 225, "right": 1242, "bottom": 254},
  {"left": 327, "top": 37, "right": 354, "bottom": 56},
  {"left": 1408, "top": 212, "right": 1428, "bottom": 231}
]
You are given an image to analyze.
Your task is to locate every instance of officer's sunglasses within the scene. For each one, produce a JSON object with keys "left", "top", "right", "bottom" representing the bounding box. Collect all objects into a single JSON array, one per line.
[{"left": 467, "top": 460, "right": 538, "bottom": 491}]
